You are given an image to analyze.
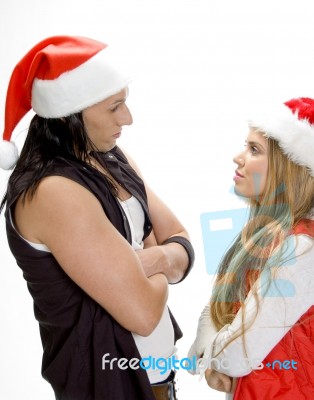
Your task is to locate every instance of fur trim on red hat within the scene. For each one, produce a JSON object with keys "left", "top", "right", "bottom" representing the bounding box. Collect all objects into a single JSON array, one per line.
[
  {"left": 32, "top": 46, "right": 131, "bottom": 118},
  {"left": 248, "top": 98, "right": 314, "bottom": 177}
]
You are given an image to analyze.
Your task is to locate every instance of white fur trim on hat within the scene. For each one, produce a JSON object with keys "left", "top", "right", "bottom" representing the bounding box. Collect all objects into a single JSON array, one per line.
[
  {"left": 248, "top": 103, "right": 314, "bottom": 177},
  {"left": 0, "top": 140, "right": 19, "bottom": 170},
  {"left": 31, "top": 46, "right": 132, "bottom": 118}
]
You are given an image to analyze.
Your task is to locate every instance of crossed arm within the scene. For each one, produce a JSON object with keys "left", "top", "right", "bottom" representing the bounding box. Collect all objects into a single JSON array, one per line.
[
  {"left": 125, "top": 150, "right": 191, "bottom": 283},
  {"left": 14, "top": 156, "right": 191, "bottom": 336}
]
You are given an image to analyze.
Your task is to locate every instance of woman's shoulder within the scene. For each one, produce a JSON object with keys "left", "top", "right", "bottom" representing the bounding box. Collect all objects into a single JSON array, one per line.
[
  {"left": 288, "top": 220, "right": 314, "bottom": 257},
  {"left": 291, "top": 214, "right": 314, "bottom": 239}
]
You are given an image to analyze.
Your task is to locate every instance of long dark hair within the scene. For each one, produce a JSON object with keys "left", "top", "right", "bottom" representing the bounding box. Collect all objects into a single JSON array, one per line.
[{"left": 0, "top": 113, "right": 115, "bottom": 212}]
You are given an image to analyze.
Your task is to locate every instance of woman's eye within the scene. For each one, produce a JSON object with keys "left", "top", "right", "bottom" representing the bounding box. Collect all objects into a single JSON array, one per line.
[{"left": 250, "top": 146, "right": 258, "bottom": 154}]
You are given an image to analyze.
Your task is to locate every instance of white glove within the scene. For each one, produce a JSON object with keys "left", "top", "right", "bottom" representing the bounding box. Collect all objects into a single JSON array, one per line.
[{"left": 186, "top": 304, "right": 217, "bottom": 375}]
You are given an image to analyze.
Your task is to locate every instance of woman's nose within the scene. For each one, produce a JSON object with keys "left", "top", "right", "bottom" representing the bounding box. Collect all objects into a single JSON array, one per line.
[{"left": 233, "top": 151, "right": 244, "bottom": 166}]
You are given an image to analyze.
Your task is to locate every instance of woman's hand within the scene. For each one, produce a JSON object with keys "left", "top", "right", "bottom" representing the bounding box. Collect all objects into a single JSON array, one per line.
[
  {"left": 205, "top": 369, "right": 233, "bottom": 393},
  {"left": 186, "top": 304, "right": 218, "bottom": 374}
]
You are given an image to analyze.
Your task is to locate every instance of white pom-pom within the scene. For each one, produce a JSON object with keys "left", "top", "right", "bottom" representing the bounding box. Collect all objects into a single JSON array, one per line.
[{"left": 0, "top": 140, "right": 19, "bottom": 170}]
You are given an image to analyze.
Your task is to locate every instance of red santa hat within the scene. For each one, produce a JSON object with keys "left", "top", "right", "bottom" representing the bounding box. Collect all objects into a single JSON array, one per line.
[
  {"left": 248, "top": 97, "right": 314, "bottom": 177},
  {"left": 0, "top": 35, "right": 131, "bottom": 170}
]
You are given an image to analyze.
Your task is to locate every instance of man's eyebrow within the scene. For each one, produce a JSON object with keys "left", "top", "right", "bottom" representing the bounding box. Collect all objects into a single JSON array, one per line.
[{"left": 110, "top": 98, "right": 126, "bottom": 105}]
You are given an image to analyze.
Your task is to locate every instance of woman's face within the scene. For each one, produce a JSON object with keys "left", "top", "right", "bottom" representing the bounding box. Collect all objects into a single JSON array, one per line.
[
  {"left": 82, "top": 88, "right": 133, "bottom": 152},
  {"left": 233, "top": 129, "right": 269, "bottom": 199}
]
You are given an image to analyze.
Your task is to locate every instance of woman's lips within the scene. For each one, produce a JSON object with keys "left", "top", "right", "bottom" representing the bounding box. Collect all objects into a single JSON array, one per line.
[
  {"left": 235, "top": 170, "right": 244, "bottom": 177},
  {"left": 233, "top": 170, "right": 244, "bottom": 181}
]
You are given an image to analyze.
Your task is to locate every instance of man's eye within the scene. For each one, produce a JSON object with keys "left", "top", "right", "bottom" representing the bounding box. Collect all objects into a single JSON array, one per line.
[{"left": 111, "top": 105, "right": 120, "bottom": 112}]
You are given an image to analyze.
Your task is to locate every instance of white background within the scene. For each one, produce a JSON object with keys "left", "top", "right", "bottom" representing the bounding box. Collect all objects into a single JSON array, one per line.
[{"left": 1, "top": 1, "right": 314, "bottom": 399}]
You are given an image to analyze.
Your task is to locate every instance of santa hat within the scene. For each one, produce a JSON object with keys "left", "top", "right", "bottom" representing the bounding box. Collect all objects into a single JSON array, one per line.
[
  {"left": 248, "top": 97, "right": 314, "bottom": 177},
  {"left": 0, "top": 35, "right": 131, "bottom": 170}
]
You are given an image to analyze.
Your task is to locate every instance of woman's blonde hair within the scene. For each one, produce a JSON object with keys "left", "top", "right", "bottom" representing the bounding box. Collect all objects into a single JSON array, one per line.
[{"left": 210, "top": 130, "right": 314, "bottom": 336}]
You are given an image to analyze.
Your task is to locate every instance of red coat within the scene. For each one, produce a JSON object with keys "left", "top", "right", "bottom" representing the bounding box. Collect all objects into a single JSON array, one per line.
[{"left": 234, "top": 219, "right": 314, "bottom": 399}]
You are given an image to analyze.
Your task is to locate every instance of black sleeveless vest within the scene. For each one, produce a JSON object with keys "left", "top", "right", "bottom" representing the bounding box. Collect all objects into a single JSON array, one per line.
[{"left": 5, "top": 146, "right": 182, "bottom": 400}]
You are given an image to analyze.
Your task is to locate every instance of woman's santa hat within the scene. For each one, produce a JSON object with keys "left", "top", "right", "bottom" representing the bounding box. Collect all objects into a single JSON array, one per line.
[
  {"left": 248, "top": 97, "right": 314, "bottom": 177},
  {"left": 0, "top": 35, "right": 131, "bottom": 170}
]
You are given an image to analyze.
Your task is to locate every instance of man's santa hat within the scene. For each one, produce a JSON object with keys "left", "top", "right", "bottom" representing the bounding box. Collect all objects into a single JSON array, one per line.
[
  {"left": 248, "top": 97, "right": 314, "bottom": 177},
  {"left": 0, "top": 35, "right": 131, "bottom": 169}
]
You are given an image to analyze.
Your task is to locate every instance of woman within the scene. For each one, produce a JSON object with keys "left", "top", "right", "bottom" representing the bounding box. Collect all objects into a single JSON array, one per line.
[
  {"left": 0, "top": 36, "right": 194, "bottom": 400},
  {"left": 188, "top": 97, "right": 314, "bottom": 399}
]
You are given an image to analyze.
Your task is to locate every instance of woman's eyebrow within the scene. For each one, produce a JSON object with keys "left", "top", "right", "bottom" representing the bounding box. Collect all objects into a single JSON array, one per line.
[{"left": 247, "top": 140, "right": 266, "bottom": 150}]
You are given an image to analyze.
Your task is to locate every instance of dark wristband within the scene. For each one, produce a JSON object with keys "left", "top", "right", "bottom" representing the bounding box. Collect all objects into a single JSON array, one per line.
[{"left": 162, "top": 236, "right": 195, "bottom": 284}]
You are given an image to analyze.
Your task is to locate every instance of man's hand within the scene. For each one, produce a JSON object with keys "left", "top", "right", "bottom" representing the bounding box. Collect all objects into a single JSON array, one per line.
[
  {"left": 136, "top": 242, "right": 188, "bottom": 284},
  {"left": 136, "top": 246, "right": 167, "bottom": 278}
]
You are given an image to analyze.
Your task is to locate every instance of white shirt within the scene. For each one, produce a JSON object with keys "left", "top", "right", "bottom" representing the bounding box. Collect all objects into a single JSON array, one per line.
[{"left": 118, "top": 196, "right": 175, "bottom": 384}]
